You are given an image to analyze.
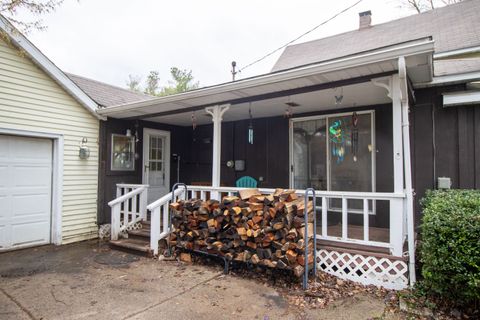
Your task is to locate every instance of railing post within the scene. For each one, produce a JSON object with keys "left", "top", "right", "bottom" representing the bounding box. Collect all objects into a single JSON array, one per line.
[
  {"left": 363, "top": 198, "right": 369, "bottom": 242},
  {"left": 390, "top": 198, "right": 404, "bottom": 257},
  {"left": 321, "top": 196, "right": 327, "bottom": 237},
  {"left": 111, "top": 204, "right": 120, "bottom": 241},
  {"left": 150, "top": 206, "right": 160, "bottom": 255},
  {"left": 139, "top": 187, "right": 148, "bottom": 221},
  {"left": 342, "top": 198, "right": 348, "bottom": 240}
]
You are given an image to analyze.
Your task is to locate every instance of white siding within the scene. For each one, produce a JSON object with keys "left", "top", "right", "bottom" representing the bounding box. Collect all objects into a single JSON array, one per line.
[{"left": 0, "top": 39, "right": 99, "bottom": 244}]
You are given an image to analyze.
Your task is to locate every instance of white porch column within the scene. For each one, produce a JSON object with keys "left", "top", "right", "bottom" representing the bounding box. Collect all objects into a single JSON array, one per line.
[
  {"left": 205, "top": 104, "right": 230, "bottom": 200},
  {"left": 390, "top": 74, "right": 405, "bottom": 258}
]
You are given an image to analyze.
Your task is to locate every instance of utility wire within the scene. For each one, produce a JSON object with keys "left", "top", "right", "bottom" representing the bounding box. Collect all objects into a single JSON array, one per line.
[{"left": 238, "top": 0, "right": 365, "bottom": 73}]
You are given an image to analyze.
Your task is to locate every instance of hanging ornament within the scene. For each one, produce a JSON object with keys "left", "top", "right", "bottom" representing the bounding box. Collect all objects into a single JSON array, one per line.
[
  {"left": 191, "top": 111, "right": 197, "bottom": 131},
  {"left": 248, "top": 103, "right": 254, "bottom": 144},
  {"left": 351, "top": 112, "right": 359, "bottom": 162},
  {"left": 334, "top": 87, "right": 344, "bottom": 105},
  {"left": 329, "top": 119, "right": 346, "bottom": 163}
]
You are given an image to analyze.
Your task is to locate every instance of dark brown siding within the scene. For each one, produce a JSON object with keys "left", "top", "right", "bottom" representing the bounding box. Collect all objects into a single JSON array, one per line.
[
  {"left": 411, "top": 84, "right": 480, "bottom": 226},
  {"left": 97, "top": 118, "right": 187, "bottom": 224}
]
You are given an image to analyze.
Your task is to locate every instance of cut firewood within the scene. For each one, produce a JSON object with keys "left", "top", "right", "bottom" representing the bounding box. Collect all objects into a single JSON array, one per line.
[
  {"left": 170, "top": 190, "right": 315, "bottom": 277},
  {"left": 238, "top": 188, "right": 261, "bottom": 200}
]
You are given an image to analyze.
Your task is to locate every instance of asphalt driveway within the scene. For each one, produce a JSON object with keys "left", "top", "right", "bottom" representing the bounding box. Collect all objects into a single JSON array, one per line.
[{"left": 0, "top": 241, "right": 391, "bottom": 320}]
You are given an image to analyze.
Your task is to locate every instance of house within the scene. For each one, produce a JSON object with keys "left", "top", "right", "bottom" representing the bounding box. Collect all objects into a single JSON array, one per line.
[
  {"left": 97, "top": 0, "right": 480, "bottom": 289},
  {"left": 0, "top": 16, "right": 151, "bottom": 250}
]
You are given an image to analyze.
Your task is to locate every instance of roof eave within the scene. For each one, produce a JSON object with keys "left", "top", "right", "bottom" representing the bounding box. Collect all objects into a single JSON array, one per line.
[
  {"left": 98, "top": 37, "right": 435, "bottom": 117},
  {"left": 0, "top": 15, "right": 104, "bottom": 120}
]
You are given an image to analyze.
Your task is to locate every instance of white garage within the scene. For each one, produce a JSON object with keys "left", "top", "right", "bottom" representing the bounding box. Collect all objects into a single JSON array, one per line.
[{"left": 0, "top": 135, "right": 53, "bottom": 250}]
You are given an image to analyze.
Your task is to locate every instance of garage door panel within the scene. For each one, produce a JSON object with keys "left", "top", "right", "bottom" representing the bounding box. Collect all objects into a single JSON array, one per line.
[
  {"left": 0, "top": 165, "right": 8, "bottom": 187},
  {"left": 0, "top": 225, "right": 7, "bottom": 248},
  {"left": 0, "top": 135, "right": 52, "bottom": 251},
  {"left": 12, "top": 193, "right": 50, "bottom": 217},
  {"left": 13, "top": 165, "right": 52, "bottom": 188},
  {"left": 11, "top": 221, "right": 50, "bottom": 246},
  {"left": 10, "top": 138, "right": 51, "bottom": 162}
]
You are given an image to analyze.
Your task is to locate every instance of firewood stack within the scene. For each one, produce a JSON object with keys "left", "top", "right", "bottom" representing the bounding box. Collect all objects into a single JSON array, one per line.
[{"left": 169, "top": 188, "right": 315, "bottom": 277}]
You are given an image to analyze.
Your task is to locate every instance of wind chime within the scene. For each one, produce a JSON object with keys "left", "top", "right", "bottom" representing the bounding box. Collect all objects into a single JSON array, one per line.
[
  {"left": 248, "top": 103, "right": 254, "bottom": 144},
  {"left": 351, "top": 112, "right": 359, "bottom": 162},
  {"left": 191, "top": 111, "right": 197, "bottom": 131}
]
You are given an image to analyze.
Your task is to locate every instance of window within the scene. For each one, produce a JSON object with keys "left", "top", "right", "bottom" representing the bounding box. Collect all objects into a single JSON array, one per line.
[
  {"left": 290, "top": 111, "right": 375, "bottom": 212},
  {"left": 111, "top": 134, "right": 135, "bottom": 171}
]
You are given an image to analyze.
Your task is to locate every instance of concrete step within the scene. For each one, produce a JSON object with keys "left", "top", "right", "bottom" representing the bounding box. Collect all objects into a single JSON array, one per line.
[{"left": 110, "top": 238, "right": 151, "bottom": 254}]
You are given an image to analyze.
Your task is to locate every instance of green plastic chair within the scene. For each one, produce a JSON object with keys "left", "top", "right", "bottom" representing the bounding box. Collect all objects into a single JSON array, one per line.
[{"left": 236, "top": 176, "right": 258, "bottom": 188}]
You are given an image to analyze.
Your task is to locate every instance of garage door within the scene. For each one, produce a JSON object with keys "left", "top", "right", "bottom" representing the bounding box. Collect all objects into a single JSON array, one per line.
[{"left": 0, "top": 135, "right": 53, "bottom": 251}]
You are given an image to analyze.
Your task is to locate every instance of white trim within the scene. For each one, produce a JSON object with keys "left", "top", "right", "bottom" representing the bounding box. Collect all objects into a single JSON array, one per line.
[
  {"left": 142, "top": 128, "right": 171, "bottom": 196},
  {"left": 414, "top": 71, "right": 480, "bottom": 88},
  {"left": 0, "top": 128, "right": 63, "bottom": 245},
  {"left": 434, "top": 46, "right": 480, "bottom": 59},
  {"left": 0, "top": 15, "right": 102, "bottom": 120},
  {"left": 443, "top": 90, "right": 480, "bottom": 107},
  {"left": 98, "top": 38, "right": 434, "bottom": 116}
]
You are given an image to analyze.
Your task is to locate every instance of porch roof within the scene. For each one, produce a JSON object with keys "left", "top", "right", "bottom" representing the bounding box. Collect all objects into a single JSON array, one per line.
[{"left": 97, "top": 38, "right": 434, "bottom": 126}]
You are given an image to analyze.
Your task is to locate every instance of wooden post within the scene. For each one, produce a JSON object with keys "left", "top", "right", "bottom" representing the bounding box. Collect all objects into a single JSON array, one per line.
[
  {"left": 150, "top": 206, "right": 160, "bottom": 255},
  {"left": 205, "top": 104, "right": 230, "bottom": 200},
  {"left": 111, "top": 204, "right": 120, "bottom": 241}
]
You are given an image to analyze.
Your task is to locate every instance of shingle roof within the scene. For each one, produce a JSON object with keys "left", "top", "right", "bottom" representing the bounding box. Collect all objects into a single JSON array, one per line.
[
  {"left": 272, "top": 0, "right": 480, "bottom": 76},
  {"left": 66, "top": 73, "right": 154, "bottom": 107}
]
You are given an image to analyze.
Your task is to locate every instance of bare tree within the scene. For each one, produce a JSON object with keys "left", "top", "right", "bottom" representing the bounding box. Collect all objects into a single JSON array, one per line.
[
  {"left": 400, "top": 0, "right": 463, "bottom": 13},
  {"left": 126, "top": 74, "right": 141, "bottom": 92},
  {"left": 0, "top": 0, "right": 64, "bottom": 32}
]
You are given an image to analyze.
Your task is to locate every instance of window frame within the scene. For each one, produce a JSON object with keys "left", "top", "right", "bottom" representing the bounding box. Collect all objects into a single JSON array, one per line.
[
  {"left": 110, "top": 134, "right": 136, "bottom": 171},
  {"left": 289, "top": 110, "right": 376, "bottom": 214}
]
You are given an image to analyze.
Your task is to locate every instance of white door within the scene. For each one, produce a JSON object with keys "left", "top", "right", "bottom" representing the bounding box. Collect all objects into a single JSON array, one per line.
[
  {"left": 0, "top": 135, "right": 52, "bottom": 251},
  {"left": 143, "top": 129, "right": 170, "bottom": 204}
]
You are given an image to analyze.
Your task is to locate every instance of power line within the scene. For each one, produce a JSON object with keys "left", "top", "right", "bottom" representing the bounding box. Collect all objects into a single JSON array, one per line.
[{"left": 238, "top": 0, "right": 365, "bottom": 73}]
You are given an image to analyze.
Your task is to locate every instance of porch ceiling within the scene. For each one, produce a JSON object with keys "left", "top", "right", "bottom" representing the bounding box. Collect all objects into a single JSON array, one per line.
[
  {"left": 97, "top": 38, "right": 434, "bottom": 126},
  {"left": 146, "top": 81, "right": 392, "bottom": 126}
]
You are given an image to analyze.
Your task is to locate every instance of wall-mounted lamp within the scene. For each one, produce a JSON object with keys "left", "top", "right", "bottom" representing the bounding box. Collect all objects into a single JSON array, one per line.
[{"left": 79, "top": 137, "right": 90, "bottom": 159}]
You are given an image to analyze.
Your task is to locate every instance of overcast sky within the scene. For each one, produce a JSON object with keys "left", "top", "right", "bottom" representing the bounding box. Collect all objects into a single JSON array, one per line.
[{"left": 17, "top": 0, "right": 428, "bottom": 89}]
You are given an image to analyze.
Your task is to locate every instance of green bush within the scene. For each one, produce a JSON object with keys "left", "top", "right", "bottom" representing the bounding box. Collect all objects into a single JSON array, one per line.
[{"left": 420, "top": 189, "right": 480, "bottom": 305}]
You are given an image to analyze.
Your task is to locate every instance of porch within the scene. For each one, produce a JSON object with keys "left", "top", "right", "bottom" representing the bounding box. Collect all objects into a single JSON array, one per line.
[{"left": 97, "top": 38, "right": 435, "bottom": 289}]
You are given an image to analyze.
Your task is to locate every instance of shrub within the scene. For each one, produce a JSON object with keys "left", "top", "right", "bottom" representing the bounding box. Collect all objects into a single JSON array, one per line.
[{"left": 420, "top": 189, "right": 480, "bottom": 305}]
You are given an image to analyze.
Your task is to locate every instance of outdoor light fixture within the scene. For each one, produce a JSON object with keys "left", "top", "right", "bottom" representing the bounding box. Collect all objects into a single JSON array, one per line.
[
  {"left": 125, "top": 129, "right": 132, "bottom": 137},
  {"left": 79, "top": 137, "right": 90, "bottom": 159}
]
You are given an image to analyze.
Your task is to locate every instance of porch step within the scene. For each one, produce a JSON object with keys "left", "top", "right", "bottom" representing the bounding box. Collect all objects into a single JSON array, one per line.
[
  {"left": 110, "top": 238, "right": 151, "bottom": 254},
  {"left": 127, "top": 228, "right": 150, "bottom": 238}
]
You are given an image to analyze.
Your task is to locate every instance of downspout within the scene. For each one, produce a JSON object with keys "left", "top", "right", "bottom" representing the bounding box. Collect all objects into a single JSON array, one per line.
[{"left": 398, "top": 56, "right": 416, "bottom": 286}]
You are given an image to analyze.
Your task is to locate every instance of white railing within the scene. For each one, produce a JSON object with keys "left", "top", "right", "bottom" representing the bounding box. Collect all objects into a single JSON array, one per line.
[
  {"left": 108, "top": 184, "right": 148, "bottom": 240},
  {"left": 185, "top": 186, "right": 406, "bottom": 257},
  {"left": 146, "top": 187, "right": 186, "bottom": 255}
]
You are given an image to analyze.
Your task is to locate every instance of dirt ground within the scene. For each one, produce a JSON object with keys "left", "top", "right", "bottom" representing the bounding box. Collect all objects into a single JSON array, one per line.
[{"left": 0, "top": 240, "right": 400, "bottom": 320}]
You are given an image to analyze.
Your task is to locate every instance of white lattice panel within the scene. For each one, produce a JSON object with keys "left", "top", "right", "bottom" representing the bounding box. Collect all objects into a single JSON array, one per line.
[{"left": 316, "top": 249, "right": 408, "bottom": 290}]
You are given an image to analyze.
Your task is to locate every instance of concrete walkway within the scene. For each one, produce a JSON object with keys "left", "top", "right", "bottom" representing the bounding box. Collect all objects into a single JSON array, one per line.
[{"left": 0, "top": 241, "right": 391, "bottom": 320}]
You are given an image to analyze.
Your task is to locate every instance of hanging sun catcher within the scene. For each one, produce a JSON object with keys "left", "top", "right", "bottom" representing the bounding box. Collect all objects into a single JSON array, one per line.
[
  {"left": 351, "top": 112, "right": 359, "bottom": 162},
  {"left": 248, "top": 103, "right": 254, "bottom": 144},
  {"left": 329, "top": 119, "right": 346, "bottom": 163}
]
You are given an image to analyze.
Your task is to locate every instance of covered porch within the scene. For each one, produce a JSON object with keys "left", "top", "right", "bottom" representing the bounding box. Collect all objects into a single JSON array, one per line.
[{"left": 97, "top": 38, "right": 434, "bottom": 289}]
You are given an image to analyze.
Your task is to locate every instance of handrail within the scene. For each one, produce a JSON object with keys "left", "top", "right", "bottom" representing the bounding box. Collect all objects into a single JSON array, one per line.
[
  {"left": 108, "top": 186, "right": 146, "bottom": 207},
  {"left": 147, "top": 188, "right": 185, "bottom": 210},
  {"left": 187, "top": 185, "right": 405, "bottom": 200},
  {"left": 116, "top": 183, "right": 149, "bottom": 189}
]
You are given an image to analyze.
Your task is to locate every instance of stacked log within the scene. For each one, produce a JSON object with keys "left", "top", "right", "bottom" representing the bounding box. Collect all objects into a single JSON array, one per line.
[{"left": 169, "top": 188, "right": 315, "bottom": 277}]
